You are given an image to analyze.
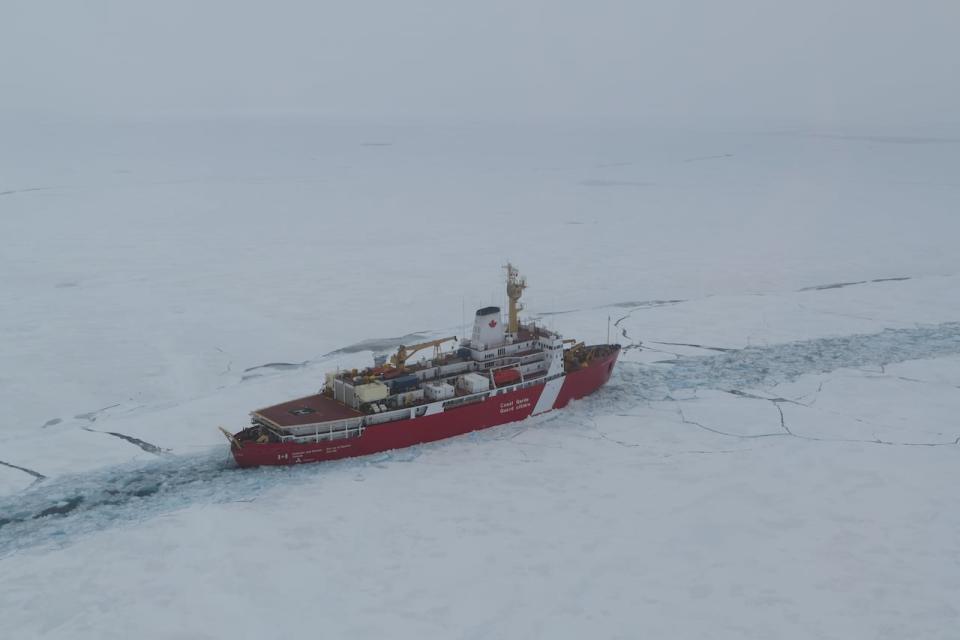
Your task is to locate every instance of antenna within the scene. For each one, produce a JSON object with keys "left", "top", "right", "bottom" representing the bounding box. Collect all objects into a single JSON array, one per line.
[
  {"left": 503, "top": 262, "right": 526, "bottom": 334},
  {"left": 607, "top": 315, "right": 611, "bottom": 344}
]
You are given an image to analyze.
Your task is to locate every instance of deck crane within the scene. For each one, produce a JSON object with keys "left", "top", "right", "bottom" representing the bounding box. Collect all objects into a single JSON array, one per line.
[{"left": 390, "top": 336, "right": 457, "bottom": 370}]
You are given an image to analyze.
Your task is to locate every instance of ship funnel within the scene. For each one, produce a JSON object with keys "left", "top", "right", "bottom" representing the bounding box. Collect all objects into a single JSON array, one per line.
[{"left": 472, "top": 306, "right": 505, "bottom": 349}]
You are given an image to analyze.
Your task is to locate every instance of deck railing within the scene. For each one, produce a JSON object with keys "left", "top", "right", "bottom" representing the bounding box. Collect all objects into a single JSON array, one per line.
[{"left": 282, "top": 421, "right": 365, "bottom": 444}]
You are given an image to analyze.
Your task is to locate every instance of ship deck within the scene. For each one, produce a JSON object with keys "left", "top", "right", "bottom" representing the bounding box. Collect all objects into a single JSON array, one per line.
[
  {"left": 254, "top": 327, "right": 557, "bottom": 430},
  {"left": 253, "top": 393, "right": 363, "bottom": 429}
]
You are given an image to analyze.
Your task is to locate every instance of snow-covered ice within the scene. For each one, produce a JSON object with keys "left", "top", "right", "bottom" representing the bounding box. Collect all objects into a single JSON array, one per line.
[{"left": 2, "top": 119, "right": 959, "bottom": 638}]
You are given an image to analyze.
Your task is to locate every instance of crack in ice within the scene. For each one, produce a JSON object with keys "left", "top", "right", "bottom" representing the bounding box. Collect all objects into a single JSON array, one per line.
[
  {"left": 82, "top": 427, "right": 167, "bottom": 455},
  {"left": 713, "top": 387, "right": 960, "bottom": 449},
  {"left": 0, "top": 460, "right": 46, "bottom": 481},
  {"left": 651, "top": 341, "right": 734, "bottom": 353}
]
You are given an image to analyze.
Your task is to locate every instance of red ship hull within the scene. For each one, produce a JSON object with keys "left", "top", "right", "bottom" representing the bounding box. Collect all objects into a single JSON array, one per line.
[{"left": 231, "top": 347, "right": 619, "bottom": 467}]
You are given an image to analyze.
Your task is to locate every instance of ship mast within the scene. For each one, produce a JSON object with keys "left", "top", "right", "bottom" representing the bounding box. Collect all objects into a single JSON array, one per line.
[{"left": 504, "top": 262, "right": 526, "bottom": 334}]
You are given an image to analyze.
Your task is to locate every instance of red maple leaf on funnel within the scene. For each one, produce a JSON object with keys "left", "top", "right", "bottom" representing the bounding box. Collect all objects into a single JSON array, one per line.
[{"left": 489, "top": 319, "right": 497, "bottom": 328}]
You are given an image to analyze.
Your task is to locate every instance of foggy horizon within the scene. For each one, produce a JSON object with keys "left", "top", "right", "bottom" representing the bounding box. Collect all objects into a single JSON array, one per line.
[{"left": 3, "top": 0, "right": 959, "bottom": 128}]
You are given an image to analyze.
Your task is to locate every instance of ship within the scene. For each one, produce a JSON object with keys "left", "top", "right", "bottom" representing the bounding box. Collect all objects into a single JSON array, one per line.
[{"left": 221, "top": 264, "right": 620, "bottom": 467}]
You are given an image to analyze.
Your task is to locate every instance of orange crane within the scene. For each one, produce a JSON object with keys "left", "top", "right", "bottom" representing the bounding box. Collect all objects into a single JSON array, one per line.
[{"left": 390, "top": 336, "right": 457, "bottom": 370}]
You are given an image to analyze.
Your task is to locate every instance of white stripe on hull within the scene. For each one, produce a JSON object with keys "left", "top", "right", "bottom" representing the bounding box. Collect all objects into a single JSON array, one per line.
[{"left": 532, "top": 375, "right": 564, "bottom": 415}]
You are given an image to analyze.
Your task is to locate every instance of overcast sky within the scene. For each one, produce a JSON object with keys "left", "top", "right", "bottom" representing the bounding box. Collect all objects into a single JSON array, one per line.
[{"left": 2, "top": 0, "right": 957, "bottom": 125}]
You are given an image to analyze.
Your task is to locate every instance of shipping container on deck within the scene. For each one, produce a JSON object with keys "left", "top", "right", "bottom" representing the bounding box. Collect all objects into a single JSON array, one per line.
[
  {"left": 355, "top": 382, "right": 390, "bottom": 404},
  {"left": 398, "top": 389, "right": 425, "bottom": 405},
  {"left": 389, "top": 374, "right": 419, "bottom": 393},
  {"left": 460, "top": 373, "right": 491, "bottom": 394},
  {"left": 424, "top": 382, "right": 455, "bottom": 400}
]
